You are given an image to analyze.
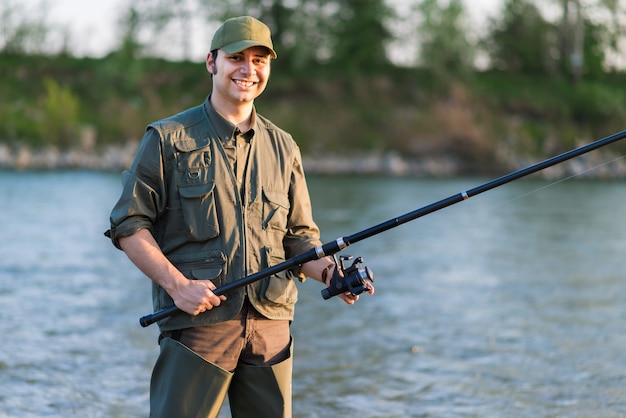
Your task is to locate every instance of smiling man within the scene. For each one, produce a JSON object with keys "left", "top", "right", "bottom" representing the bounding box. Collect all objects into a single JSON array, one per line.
[{"left": 106, "top": 16, "right": 371, "bottom": 418}]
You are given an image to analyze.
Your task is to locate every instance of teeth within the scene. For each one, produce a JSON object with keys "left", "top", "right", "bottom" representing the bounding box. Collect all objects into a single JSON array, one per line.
[{"left": 235, "top": 80, "right": 254, "bottom": 87}]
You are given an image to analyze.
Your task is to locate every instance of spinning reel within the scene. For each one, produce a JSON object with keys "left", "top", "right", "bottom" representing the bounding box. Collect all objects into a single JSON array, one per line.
[{"left": 321, "top": 255, "right": 374, "bottom": 300}]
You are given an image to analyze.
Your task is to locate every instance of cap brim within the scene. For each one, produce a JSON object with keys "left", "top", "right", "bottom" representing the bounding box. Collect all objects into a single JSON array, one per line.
[{"left": 221, "top": 40, "right": 277, "bottom": 58}]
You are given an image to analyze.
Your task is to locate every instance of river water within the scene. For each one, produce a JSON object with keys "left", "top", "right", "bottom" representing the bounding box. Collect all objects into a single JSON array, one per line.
[{"left": 1, "top": 170, "right": 625, "bottom": 417}]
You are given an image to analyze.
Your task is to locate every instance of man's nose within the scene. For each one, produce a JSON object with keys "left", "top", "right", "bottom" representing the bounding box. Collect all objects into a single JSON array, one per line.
[{"left": 241, "top": 60, "right": 256, "bottom": 76}]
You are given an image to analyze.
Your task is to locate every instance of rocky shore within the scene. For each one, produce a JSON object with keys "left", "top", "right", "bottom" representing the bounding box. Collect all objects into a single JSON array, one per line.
[
  {"left": 1, "top": 142, "right": 624, "bottom": 179},
  {"left": 0, "top": 142, "right": 139, "bottom": 172}
]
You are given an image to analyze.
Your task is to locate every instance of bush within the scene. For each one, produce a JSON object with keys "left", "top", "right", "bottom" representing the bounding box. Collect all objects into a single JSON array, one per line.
[{"left": 38, "top": 78, "right": 81, "bottom": 148}]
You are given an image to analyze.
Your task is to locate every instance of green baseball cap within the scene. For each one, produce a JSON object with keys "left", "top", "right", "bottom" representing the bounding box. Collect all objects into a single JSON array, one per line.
[{"left": 210, "top": 16, "right": 277, "bottom": 59}]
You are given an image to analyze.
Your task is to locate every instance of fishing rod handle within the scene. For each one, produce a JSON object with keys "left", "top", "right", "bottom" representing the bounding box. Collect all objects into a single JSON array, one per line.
[
  {"left": 139, "top": 280, "right": 230, "bottom": 327},
  {"left": 140, "top": 305, "right": 179, "bottom": 327}
]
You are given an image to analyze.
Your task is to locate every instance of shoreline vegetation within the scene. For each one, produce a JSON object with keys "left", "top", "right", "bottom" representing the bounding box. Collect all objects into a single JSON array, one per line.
[
  {"left": 3, "top": 1, "right": 626, "bottom": 179},
  {"left": 3, "top": 56, "right": 626, "bottom": 179}
]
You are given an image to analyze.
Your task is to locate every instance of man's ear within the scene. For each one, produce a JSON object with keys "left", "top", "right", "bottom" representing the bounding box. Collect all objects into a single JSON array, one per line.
[{"left": 206, "top": 52, "right": 217, "bottom": 75}]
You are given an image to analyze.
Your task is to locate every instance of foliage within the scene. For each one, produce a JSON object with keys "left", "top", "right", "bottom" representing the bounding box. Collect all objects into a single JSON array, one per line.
[
  {"left": 484, "top": 0, "right": 554, "bottom": 74},
  {"left": 323, "top": 0, "right": 395, "bottom": 74},
  {"left": 0, "top": 74, "right": 80, "bottom": 147},
  {"left": 579, "top": 17, "right": 610, "bottom": 79},
  {"left": 1, "top": 0, "right": 626, "bottom": 169},
  {"left": 101, "top": 7, "right": 146, "bottom": 94},
  {"left": 0, "top": 0, "right": 49, "bottom": 54},
  {"left": 39, "top": 78, "right": 81, "bottom": 147},
  {"left": 415, "top": 0, "right": 476, "bottom": 83},
  {"left": 1, "top": 51, "right": 625, "bottom": 167}
]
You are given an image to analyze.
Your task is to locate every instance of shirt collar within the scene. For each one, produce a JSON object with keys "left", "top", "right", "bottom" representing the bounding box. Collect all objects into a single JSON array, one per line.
[{"left": 204, "top": 96, "right": 257, "bottom": 142}]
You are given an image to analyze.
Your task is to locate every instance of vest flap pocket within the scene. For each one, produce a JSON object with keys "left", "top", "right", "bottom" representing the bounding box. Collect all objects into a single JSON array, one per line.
[
  {"left": 178, "top": 181, "right": 219, "bottom": 241},
  {"left": 265, "top": 274, "right": 298, "bottom": 305},
  {"left": 263, "top": 251, "right": 298, "bottom": 305},
  {"left": 262, "top": 189, "right": 290, "bottom": 208},
  {"left": 262, "top": 190, "right": 290, "bottom": 231},
  {"left": 191, "top": 267, "right": 223, "bottom": 280},
  {"left": 175, "top": 137, "right": 210, "bottom": 152},
  {"left": 171, "top": 249, "right": 227, "bottom": 268}
]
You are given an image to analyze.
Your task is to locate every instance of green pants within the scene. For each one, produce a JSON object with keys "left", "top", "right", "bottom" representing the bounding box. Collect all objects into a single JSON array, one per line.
[{"left": 150, "top": 337, "right": 293, "bottom": 418}]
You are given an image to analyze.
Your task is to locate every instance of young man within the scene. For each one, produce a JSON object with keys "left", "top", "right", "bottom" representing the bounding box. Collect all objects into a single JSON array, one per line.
[{"left": 106, "top": 16, "right": 372, "bottom": 417}]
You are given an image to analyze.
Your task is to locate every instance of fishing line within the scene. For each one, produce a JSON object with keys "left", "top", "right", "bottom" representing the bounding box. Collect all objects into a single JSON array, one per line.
[
  {"left": 488, "top": 153, "right": 626, "bottom": 209},
  {"left": 139, "top": 130, "right": 626, "bottom": 327}
]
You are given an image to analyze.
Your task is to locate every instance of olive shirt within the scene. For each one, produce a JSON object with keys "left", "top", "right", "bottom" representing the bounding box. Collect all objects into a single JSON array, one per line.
[{"left": 107, "top": 97, "right": 322, "bottom": 331}]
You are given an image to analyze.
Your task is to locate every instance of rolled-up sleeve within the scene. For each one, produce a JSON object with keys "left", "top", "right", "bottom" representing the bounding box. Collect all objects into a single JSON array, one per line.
[
  {"left": 107, "top": 128, "right": 167, "bottom": 249},
  {"left": 283, "top": 146, "right": 322, "bottom": 259}
]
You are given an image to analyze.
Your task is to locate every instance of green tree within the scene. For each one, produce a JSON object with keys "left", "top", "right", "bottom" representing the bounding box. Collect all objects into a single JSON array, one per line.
[
  {"left": 553, "top": 0, "right": 626, "bottom": 80},
  {"left": 0, "top": 0, "right": 50, "bottom": 55},
  {"left": 103, "top": 7, "right": 145, "bottom": 92},
  {"left": 484, "top": 0, "right": 554, "bottom": 74},
  {"left": 597, "top": 0, "right": 626, "bottom": 73},
  {"left": 323, "top": 0, "right": 394, "bottom": 75},
  {"left": 124, "top": 0, "right": 198, "bottom": 60},
  {"left": 415, "top": 0, "right": 475, "bottom": 81},
  {"left": 39, "top": 78, "right": 80, "bottom": 147},
  {"left": 579, "top": 14, "right": 611, "bottom": 79}
]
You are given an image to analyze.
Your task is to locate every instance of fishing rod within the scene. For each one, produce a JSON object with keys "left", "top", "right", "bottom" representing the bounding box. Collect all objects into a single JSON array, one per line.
[{"left": 140, "top": 129, "right": 626, "bottom": 327}]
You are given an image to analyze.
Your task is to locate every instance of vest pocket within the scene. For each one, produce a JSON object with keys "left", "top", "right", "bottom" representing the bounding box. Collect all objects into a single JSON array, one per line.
[
  {"left": 191, "top": 267, "right": 224, "bottom": 287},
  {"left": 179, "top": 182, "right": 220, "bottom": 241},
  {"left": 263, "top": 249, "right": 298, "bottom": 305},
  {"left": 262, "top": 189, "right": 290, "bottom": 231},
  {"left": 159, "top": 251, "right": 227, "bottom": 309}
]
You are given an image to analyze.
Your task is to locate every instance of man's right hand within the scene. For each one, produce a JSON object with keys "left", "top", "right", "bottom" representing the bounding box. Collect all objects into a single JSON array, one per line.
[
  {"left": 118, "top": 229, "right": 226, "bottom": 316},
  {"left": 171, "top": 279, "right": 227, "bottom": 316}
]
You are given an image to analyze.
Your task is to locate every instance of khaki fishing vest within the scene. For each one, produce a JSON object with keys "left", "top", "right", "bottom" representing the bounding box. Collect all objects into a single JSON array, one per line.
[{"left": 108, "top": 100, "right": 321, "bottom": 331}]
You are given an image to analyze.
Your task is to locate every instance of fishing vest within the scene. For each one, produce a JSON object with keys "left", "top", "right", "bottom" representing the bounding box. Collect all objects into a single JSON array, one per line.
[{"left": 110, "top": 100, "right": 320, "bottom": 331}]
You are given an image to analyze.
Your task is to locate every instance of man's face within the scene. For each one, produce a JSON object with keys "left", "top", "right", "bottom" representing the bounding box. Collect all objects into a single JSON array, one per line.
[{"left": 207, "top": 47, "right": 271, "bottom": 106}]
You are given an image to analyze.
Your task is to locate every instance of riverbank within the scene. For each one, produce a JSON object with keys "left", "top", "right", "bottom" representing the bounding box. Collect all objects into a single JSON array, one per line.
[
  {"left": 0, "top": 143, "right": 139, "bottom": 172},
  {"left": 0, "top": 142, "right": 624, "bottom": 178}
]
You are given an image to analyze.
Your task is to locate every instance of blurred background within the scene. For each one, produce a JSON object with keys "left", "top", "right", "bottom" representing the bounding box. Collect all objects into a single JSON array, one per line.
[
  {"left": 2, "top": 1, "right": 626, "bottom": 417},
  {"left": 1, "top": 0, "right": 626, "bottom": 175}
]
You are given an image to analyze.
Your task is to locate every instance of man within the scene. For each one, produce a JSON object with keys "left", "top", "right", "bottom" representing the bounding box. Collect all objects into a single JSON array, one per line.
[{"left": 106, "top": 16, "right": 372, "bottom": 418}]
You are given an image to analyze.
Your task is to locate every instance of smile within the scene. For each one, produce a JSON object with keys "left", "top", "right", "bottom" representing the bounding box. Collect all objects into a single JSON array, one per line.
[{"left": 234, "top": 80, "right": 255, "bottom": 88}]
